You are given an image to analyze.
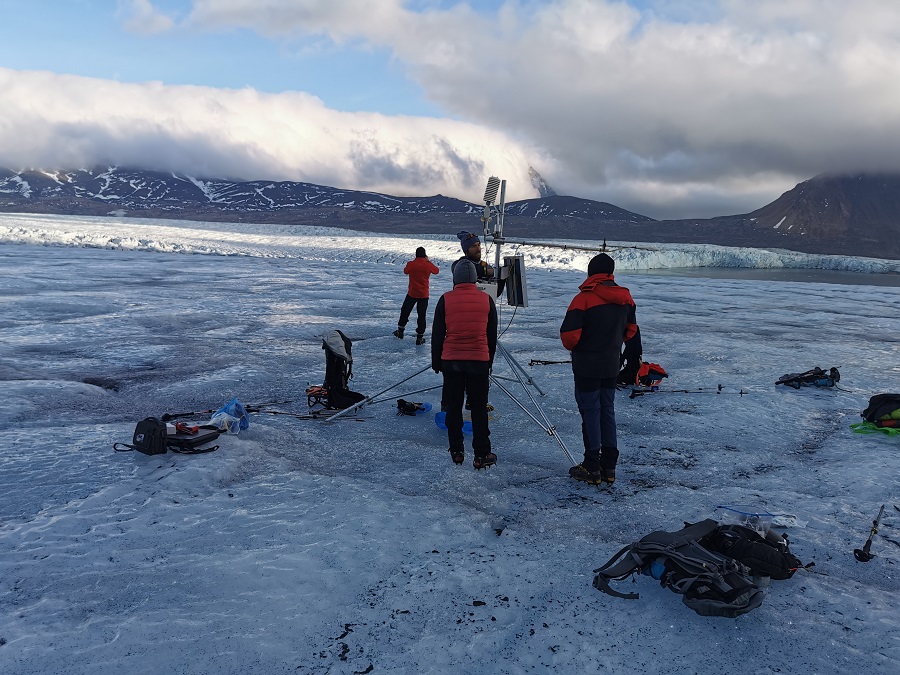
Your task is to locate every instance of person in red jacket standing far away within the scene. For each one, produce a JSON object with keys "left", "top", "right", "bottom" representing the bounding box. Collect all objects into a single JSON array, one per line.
[
  {"left": 560, "top": 253, "right": 638, "bottom": 486},
  {"left": 432, "top": 259, "right": 498, "bottom": 469},
  {"left": 394, "top": 246, "right": 440, "bottom": 345}
]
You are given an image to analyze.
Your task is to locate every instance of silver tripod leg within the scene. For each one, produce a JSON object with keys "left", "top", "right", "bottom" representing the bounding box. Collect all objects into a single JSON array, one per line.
[
  {"left": 493, "top": 344, "right": 575, "bottom": 465},
  {"left": 324, "top": 365, "right": 432, "bottom": 421},
  {"left": 497, "top": 342, "right": 544, "bottom": 395},
  {"left": 368, "top": 384, "right": 442, "bottom": 406}
]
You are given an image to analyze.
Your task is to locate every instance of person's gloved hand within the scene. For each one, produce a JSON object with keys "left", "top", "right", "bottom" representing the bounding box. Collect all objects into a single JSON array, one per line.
[{"left": 432, "top": 363, "right": 441, "bottom": 374}]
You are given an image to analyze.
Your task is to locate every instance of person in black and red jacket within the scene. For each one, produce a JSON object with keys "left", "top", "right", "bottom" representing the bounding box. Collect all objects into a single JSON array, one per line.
[
  {"left": 559, "top": 253, "right": 638, "bottom": 485},
  {"left": 432, "top": 259, "right": 498, "bottom": 469}
]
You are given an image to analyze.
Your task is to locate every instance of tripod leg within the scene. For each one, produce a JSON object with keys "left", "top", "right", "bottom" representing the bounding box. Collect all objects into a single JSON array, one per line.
[
  {"left": 324, "top": 365, "right": 432, "bottom": 421},
  {"left": 498, "top": 342, "right": 545, "bottom": 395},
  {"left": 490, "top": 374, "right": 576, "bottom": 465}
]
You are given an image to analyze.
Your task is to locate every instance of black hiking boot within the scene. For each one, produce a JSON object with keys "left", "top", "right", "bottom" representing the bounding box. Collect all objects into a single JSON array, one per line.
[
  {"left": 416, "top": 334, "right": 426, "bottom": 345},
  {"left": 393, "top": 327, "right": 404, "bottom": 339},
  {"left": 449, "top": 448, "right": 464, "bottom": 465},
  {"left": 473, "top": 453, "right": 497, "bottom": 470},
  {"left": 602, "top": 465, "right": 616, "bottom": 486},
  {"left": 569, "top": 463, "right": 605, "bottom": 485}
]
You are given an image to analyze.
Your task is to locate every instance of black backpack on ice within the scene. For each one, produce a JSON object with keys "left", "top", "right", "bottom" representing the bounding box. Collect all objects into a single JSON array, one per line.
[
  {"left": 699, "top": 524, "right": 805, "bottom": 581},
  {"left": 776, "top": 366, "right": 840, "bottom": 389},
  {"left": 114, "top": 417, "right": 220, "bottom": 455},
  {"left": 113, "top": 417, "right": 168, "bottom": 455},
  {"left": 593, "top": 519, "right": 766, "bottom": 618},
  {"left": 321, "top": 329, "right": 367, "bottom": 410},
  {"left": 861, "top": 393, "right": 900, "bottom": 428}
]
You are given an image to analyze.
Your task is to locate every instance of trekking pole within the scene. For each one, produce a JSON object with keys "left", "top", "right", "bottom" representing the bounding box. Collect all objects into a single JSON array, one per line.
[
  {"left": 252, "top": 410, "right": 367, "bottom": 421},
  {"left": 628, "top": 384, "right": 748, "bottom": 399},
  {"left": 528, "top": 358, "right": 572, "bottom": 366},
  {"left": 368, "top": 384, "right": 442, "bottom": 406},
  {"left": 854, "top": 505, "right": 885, "bottom": 562},
  {"left": 324, "top": 365, "right": 433, "bottom": 422},
  {"left": 161, "top": 408, "right": 215, "bottom": 422},
  {"left": 162, "top": 400, "right": 292, "bottom": 421},
  {"left": 489, "top": 374, "right": 576, "bottom": 466}
]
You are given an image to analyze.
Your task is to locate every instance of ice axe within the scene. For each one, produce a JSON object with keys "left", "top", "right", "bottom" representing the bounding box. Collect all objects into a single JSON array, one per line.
[{"left": 854, "top": 504, "right": 885, "bottom": 562}]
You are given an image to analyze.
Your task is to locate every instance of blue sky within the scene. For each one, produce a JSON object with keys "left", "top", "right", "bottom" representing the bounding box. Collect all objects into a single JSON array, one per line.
[
  {"left": 0, "top": 0, "right": 442, "bottom": 115},
  {"left": 2, "top": 1, "right": 900, "bottom": 219}
]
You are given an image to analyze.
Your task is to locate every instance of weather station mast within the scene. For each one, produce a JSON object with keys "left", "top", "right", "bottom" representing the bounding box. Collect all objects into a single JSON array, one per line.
[
  {"left": 474, "top": 176, "right": 575, "bottom": 464},
  {"left": 478, "top": 176, "right": 528, "bottom": 313}
]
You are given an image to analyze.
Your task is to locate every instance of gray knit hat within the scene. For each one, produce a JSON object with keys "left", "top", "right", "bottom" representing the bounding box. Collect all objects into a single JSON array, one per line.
[{"left": 452, "top": 259, "right": 478, "bottom": 285}]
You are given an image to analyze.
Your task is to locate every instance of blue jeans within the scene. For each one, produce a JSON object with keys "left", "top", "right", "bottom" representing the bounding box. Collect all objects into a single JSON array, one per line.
[{"left": 575, "top": 382, "right": 619, "bottom": 470}]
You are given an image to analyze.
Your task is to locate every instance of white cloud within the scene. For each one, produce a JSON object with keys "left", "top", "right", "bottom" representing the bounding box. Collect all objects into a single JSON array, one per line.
[
  {"left": 7, "top": 1, "right": 900, "bottom": 218},
  {"left": 119, "top": 0, "right": 175, "bottom": 35},
  {"left": 169, "top": 0, "right": 900, "bottom": 217},
  {"left": 0, "top": 68, "right": 541, "bottom": 202}
]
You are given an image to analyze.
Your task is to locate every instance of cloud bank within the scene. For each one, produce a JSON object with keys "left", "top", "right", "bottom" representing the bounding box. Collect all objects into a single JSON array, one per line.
[
  {"left": 5, "top": 1, "right": 900, "bottom": 219},
  {"left": 0, "top": 67, "right": 540, "bottom": 204}
]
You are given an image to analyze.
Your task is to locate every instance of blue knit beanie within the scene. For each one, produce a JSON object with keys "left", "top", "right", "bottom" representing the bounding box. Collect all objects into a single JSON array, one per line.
[{"left": 457, "top": 231, "right": 480, "bottom": 254}]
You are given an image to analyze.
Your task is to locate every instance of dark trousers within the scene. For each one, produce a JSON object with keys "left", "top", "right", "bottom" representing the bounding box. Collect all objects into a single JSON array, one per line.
[
  {"left": 442, "top": 370, "right": 491, "bottom": 456},
  {"left": 575, "top": 380, "right": 619, "bottom": 470},
  {"left": 398, "top": 295, "right": 428, "bottom": 336}
]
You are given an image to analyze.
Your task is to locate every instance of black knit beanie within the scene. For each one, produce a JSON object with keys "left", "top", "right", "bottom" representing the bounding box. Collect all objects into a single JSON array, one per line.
[
  {"left": 415, "top": 246, "right": 426, "bottom": 258},
  {"left": 588, "top": 253, "right": 615, "bottom": 276}
]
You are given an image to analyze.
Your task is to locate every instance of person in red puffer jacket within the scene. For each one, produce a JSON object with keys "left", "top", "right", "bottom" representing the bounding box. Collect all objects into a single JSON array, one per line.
[
  {"left": 432, "top": 259, "right": 498, "bottom": 469},
  {"left": 394, "top": 247, "right": 440, "bottom": 345}
]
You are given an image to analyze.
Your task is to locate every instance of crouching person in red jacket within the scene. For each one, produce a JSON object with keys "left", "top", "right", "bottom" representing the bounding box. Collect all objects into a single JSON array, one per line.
[
  {"left": 560, "top": 253, "right": 638, "bottom": 485},
  {"left": 432, "top": 259, "right": 498, "bottom": 469}
]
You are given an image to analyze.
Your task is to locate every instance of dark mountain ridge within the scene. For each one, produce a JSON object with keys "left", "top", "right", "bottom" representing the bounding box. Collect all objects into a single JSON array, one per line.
[
  {"left": 1, "top": 167, "right": 898, "bottom": 259},
  {"left": 0, "top": 166, "right": 652, "bottom": 222}
]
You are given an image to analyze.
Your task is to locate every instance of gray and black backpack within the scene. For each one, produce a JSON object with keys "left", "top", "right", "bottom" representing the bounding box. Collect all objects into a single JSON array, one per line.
[{"left": 592, "top": 519, "right": 808, "bottom": 618}]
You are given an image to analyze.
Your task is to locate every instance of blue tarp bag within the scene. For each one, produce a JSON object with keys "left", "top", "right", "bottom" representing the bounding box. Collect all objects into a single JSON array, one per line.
[{"left": 210, "top": 397, "right": 250, "bottom": 434}]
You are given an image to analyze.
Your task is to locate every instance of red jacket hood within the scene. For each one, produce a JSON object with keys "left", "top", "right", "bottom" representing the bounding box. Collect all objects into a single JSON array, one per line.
[{"left": 578, "top": 274, "right": 633, "bottom": 304}]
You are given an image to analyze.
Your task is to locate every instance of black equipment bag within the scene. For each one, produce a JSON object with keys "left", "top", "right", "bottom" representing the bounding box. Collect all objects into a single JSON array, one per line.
[
  {"left": 113, "top": 417, "right": 168, "bottom": 455},
  {"left": 776, "top": 366, "right": 840, "bottom": 388},
  {"left": 699, "top": 524, "right": 805, "bottom": 580},
  {"left": 592, "top": 519, "right": 765, "bottom": 618},
  {"left": 396, "top": 399, "right": 425, "bottom": 416},
  {"left": 166, "top": 428, "right": 221, "bottom": 454},
  {"left": 114, "top": 418, "right": 220, "bottom": 455},
  {"left": 321, "top": 329, "right": 367, "bottom": 410},
  {"left": 861, "top": 393, "right": 900, "bottom": 427}
]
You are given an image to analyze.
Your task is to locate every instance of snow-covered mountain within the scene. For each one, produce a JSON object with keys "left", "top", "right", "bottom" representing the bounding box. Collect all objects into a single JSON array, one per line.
[
  {"left": 0, "top": 166, "right": 481, "bottom": 216},
  {"left": 0, "top": 166, "right": 650, "bottom": 223},
  {"left": 4, "top": 166, "right": 900, "bottom": 259}
]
